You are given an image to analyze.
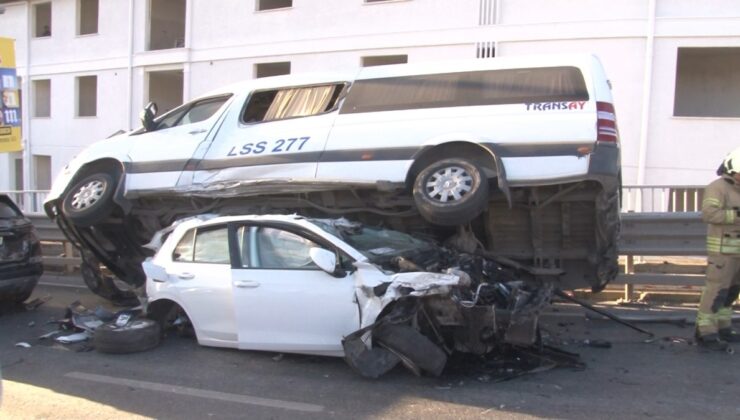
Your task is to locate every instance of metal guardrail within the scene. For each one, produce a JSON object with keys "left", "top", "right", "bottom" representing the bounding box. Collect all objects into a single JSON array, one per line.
[{"left": 28, "top": 214, "right": 82, "bottom": 271}]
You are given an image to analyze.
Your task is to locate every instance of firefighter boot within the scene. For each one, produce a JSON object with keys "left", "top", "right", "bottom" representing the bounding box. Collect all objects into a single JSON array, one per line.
[{"left": 695, "top": 331, "right": 730, "bottom": 352}]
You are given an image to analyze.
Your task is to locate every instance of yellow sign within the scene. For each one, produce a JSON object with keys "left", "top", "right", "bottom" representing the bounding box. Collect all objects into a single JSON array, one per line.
[{"left": 0, "top": 37, "right": 22, "bottom": 153}]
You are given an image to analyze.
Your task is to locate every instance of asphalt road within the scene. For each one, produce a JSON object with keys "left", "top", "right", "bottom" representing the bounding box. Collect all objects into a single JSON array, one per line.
[{"left": 1, "top": 275, "right": 739, "bottom": 420}]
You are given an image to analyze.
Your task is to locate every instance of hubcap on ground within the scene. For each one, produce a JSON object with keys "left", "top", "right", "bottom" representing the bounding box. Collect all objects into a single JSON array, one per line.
[
  {"left": 425, "top": 166, "right": 473, "bottom": 203},
  {"left": 71, "top": 180, "right": 106, "bottom": 210}
]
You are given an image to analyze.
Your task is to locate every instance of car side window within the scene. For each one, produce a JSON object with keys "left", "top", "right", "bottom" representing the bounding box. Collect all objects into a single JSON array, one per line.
[
  {"left": 172, "top": 225, "right": 230, "bottom": 264},
  {"left": 254, "top": 227, "right": 319, "bottom": 269},
  {"left": 242, "top": 83, "right": 346, "bottom": 123},
  {"left": 173, "top": 229, "right": 195, "bottom": 262}
]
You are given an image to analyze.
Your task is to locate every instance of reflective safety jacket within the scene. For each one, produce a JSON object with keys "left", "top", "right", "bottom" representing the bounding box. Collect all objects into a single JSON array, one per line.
[{"left": 702, "top": 175, "right": 740, "bottom": 255}]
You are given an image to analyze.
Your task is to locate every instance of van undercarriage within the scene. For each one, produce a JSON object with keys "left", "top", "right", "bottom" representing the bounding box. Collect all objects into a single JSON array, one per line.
[{"left": 52, "top": 178, "right": 619, "bottom": 302}]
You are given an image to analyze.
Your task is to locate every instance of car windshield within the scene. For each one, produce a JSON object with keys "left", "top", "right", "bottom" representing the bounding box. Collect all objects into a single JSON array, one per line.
[{"left": 310, "top": 218, "right": 434, "bottom": 261}]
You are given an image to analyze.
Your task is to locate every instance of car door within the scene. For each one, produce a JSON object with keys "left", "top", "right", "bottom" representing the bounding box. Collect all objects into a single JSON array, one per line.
[
  {"left": 160, "top": 224, "right": 238, "bottom": 344},
  {"left": 125, "top": 95, "right": 232, "bottom": 193},
  {"left": 191, "top": 83, "right": 347, "bottom": 187},
  {"left": 230, "top": 223, "right": 359, "bottom": 355}
]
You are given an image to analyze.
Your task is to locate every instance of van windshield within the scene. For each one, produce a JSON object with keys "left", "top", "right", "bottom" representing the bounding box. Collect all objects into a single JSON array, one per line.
[{"left": 340, "top": 66, "right": 589, "bottom": 114}]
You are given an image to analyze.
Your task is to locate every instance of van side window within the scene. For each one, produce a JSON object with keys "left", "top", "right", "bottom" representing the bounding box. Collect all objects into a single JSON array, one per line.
[
  {"left": 340, "top": 66, "right": 589, "bottom": 114},
  {"left": 242, "top": 84, "right": 345, "bottom": 123}
]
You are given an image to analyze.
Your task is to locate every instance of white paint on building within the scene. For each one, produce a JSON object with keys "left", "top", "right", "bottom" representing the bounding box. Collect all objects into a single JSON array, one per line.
[{"left": 0, "top": 0, "right": 738, "bottom": 191}]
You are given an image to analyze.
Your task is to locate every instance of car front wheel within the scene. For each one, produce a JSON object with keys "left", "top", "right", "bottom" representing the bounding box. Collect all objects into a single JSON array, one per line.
[
  {"left": 412, "top": 158, "right": 489, "bottom": 226},
  {"left": 62, "top": 172, "right": 116, "bottom": 227}
]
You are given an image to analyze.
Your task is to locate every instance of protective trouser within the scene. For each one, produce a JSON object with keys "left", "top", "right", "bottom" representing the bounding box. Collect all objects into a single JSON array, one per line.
[{"left": 697, "top": 253, "right": 740, "bottom": 336}]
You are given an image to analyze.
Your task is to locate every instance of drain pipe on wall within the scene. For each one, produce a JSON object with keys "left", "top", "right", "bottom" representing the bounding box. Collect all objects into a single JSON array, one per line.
[
  {"left": 636, "top": 0, "right": 656, "bottom": 192},
  {"left": 126, "top": 0, "right": 134, "bottom": 130},
  {"left": 21, "top": 0, "right": 32, "bottom": 194}
]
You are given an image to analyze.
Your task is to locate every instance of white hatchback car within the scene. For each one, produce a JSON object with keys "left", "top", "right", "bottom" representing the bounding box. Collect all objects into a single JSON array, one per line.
[{"left": 143, "top": 214, "right": 550, "bottom": 377}]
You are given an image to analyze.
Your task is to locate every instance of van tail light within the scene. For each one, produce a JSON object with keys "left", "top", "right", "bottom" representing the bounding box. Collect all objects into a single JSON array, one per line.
[{"left": 596, "top": 101, "right": 619, "bottom": 144}]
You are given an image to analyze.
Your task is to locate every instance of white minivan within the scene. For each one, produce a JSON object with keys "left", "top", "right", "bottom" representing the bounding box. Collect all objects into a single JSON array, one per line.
[{"left": 46, "top": 54, "right": 621, "bottom": 299}]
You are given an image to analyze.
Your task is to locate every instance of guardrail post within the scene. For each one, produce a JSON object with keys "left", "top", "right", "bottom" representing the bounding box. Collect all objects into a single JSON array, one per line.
[
  {"left": 63, "top": 242, "right": 76, "bottom": 274},
  {"left": 624, "top": 255, "right": 635, "bottom": 301}
]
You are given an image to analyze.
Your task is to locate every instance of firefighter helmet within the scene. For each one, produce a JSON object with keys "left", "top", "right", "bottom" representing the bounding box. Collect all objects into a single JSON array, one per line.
[{"left": 723, "top": 147, "right": 740, "bottom": 175}]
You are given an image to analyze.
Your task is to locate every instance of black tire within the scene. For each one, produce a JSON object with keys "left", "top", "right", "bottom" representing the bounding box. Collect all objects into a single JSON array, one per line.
[
  {"left": 62, "top": 172, "right": 116, "bottom": 227},
  {"left": 593, "top": 189, "right": 620, "bottom": 292},
  {"left": 94, "top": 318, "right": 161, "bottom": 354},
  {"left": 373, "top": 324, "right": 447, "bottom": 377},
  {"left": 81, "top": 259, "right": 139, "bottom": 305},
  {"left": 148, "top": 303, "right": 195, "bottom": 338},
  {"left": 412, "top": 158, "right": 489, "bottom": 226}
]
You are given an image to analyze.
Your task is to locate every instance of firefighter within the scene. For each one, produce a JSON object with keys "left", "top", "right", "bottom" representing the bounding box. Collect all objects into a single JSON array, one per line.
[{"left": 696, "top": 147, "right": 740, "bottom": 351}]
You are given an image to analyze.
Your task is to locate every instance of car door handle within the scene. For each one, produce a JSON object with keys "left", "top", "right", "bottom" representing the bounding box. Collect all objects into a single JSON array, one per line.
[
  {"left": 178, "top": 272, "right": 195, "bottom": 280},
  {"left": 189, "top": 129, "right": 207, "bottom": 135},
  {"left": 234, "top": 280, "right": 260, "bottom": 288}
]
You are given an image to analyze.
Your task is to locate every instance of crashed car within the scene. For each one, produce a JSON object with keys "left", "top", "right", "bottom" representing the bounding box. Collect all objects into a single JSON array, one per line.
[
  {"left": 143, "top": 214, "right": 553, "bottom": 377},
  {"left": 0, "top": 194, "right": 43, "bottom": 303},
  {"left": 45, "top": 54, "right": 621, "bottom": 301}
]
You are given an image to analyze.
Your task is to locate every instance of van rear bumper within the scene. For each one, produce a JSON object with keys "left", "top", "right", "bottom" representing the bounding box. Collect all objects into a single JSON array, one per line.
[{"left": 491, "top": 142, "right": 620, "bottom": 188}]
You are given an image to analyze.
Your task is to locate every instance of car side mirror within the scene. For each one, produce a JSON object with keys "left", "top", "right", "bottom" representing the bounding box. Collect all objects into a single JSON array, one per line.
[
  {"left": 140, "top": 101, "right": 159, "bottom": 132},
  {"left": 310, "top": 247, "right": 346, "bottom": 278}
]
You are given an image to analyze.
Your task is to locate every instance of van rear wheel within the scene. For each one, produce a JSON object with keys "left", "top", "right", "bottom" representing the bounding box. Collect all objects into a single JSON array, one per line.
[{"left": 412, "top": 158, "right": 489, "bottom": 226}]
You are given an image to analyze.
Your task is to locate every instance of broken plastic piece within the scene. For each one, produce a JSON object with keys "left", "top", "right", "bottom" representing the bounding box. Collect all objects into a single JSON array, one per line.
[
  {"left": 25, "top": 295, "right": 52, "bottom": 310},
  {"left": 55, "top": 331, "right": 91, "bottom": 344},
  {"left": 14, "top": 342, "right": 31, "bottom": 348}
]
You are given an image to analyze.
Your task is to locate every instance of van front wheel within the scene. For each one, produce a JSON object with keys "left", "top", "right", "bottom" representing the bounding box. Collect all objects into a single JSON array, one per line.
[
  {"left": 62, "top": 172, "right": 116, "bottom": 227},
  {"left": 412, "top": 158, "right": 489, "bottom": 226}
]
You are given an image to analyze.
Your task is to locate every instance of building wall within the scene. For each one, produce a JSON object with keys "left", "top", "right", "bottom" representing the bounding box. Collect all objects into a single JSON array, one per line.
[{"left": 0, "top": 0, "right": 739, "bottom": 192}]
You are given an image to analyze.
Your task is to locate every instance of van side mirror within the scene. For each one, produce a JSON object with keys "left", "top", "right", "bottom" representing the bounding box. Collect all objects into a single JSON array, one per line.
[
  {"left": 140, "top": 102, "right": 159, "bottom": 132},
  {"left": 309, "top": 247, "right": 346, "bottom": 278}
]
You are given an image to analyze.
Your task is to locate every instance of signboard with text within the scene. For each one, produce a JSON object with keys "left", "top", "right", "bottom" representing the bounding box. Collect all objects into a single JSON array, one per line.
[{"left": 0, "top": 37, "right": 22, "bottom": 153}]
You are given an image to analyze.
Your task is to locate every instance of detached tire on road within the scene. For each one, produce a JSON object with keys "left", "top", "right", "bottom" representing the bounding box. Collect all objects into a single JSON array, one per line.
[
  {"left": 94, "top": 318, "right": 161, "bottom": 354},
  {"left": 62, "top": 172, "right": 116, "bottom": 227},
  {"left": 412, "top": 158, "right": 489, "bottom": 226},
  {"left": 373, "top": 324, "right": 447, "bottom": 377}
]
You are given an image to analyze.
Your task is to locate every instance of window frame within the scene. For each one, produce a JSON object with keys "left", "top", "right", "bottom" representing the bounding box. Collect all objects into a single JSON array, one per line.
[
  {"left": 142, "top": 94, "right": 233, "bottom": 133},
  {"left": 239, "top": 82, "right": 349, "bottom": 125}
]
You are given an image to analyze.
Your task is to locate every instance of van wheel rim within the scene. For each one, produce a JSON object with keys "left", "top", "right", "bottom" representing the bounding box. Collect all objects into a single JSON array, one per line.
[
  {"left": 71, "top": 180, "right": 106, "bottom": 210},
  {"left": 425, "top": 166, "right": 473, "bottom": 203}
]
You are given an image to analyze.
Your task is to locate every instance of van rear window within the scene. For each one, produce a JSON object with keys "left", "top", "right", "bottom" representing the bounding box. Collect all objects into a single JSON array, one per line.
[{"left": 340, "top": 66, "right": 589, "bottom": 114}]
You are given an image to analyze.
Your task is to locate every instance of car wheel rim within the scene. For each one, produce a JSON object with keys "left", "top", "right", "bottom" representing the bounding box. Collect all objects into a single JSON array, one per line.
[
  {"left": 71, "top": 180, "right": 106, "bottom": 210},
  {"left": 424, "top": 166, "right": 473, "bottom": 203}
]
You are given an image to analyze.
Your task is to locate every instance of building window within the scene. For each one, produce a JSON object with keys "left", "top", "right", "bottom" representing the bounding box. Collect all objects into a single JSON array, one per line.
[
  {"left": 254, "top": 62, "right": 291, "bottom": 78},
  {"left": 147, "top": 70, "right": 184, "bottom": 114},
  {"left": 78, "top": 0, "right": 99, "bottom": 35},
  {"left": 256, "top": 0, "right": 292, "bottom": 11},
  {"left": 361, "top": 55, "right": 408, "bottom": 67},
  {"left": 33, "top": 155, "right": 52, "bottom": 190},
  {"left": 77, "top": 76, "right": 97, "bottom": 117},
  {"left": 32, "top": 80, "right": 51, "bottom": 118},
  {"left": 34, "top": 3, "right": 52, "bottom": 38},
  {"left": 674, "top": 47, "right": 740, "bottom": 118},
  {"left": 148, "top": 0, "right": 186, "bottom": 50}
]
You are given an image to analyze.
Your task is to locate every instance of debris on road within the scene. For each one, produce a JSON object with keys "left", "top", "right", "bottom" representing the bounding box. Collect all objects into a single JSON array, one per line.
[
  {"left": 25, "top": 295, "right": 52, "bottom": 311},
  {"left": 14, "top": 342, "right": 31, "bottom": 348}
]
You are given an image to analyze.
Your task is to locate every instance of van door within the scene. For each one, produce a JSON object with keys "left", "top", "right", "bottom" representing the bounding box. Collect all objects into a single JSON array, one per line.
[
  {"left": 191, "top": 83, "right": 347, "bottom": 189},
  {"left": 126, "top": 95, "right": 232, "bottom": 194}
]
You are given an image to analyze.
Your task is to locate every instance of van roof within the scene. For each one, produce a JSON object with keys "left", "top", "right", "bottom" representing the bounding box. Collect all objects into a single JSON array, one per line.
[{"left": 198, "top": 53, "right": 604, "bottom": 100}]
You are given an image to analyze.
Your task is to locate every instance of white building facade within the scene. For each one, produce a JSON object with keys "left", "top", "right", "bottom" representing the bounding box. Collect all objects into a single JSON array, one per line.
[{"left": 0, "top": 0, "right": 739, "bottom": 193}]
